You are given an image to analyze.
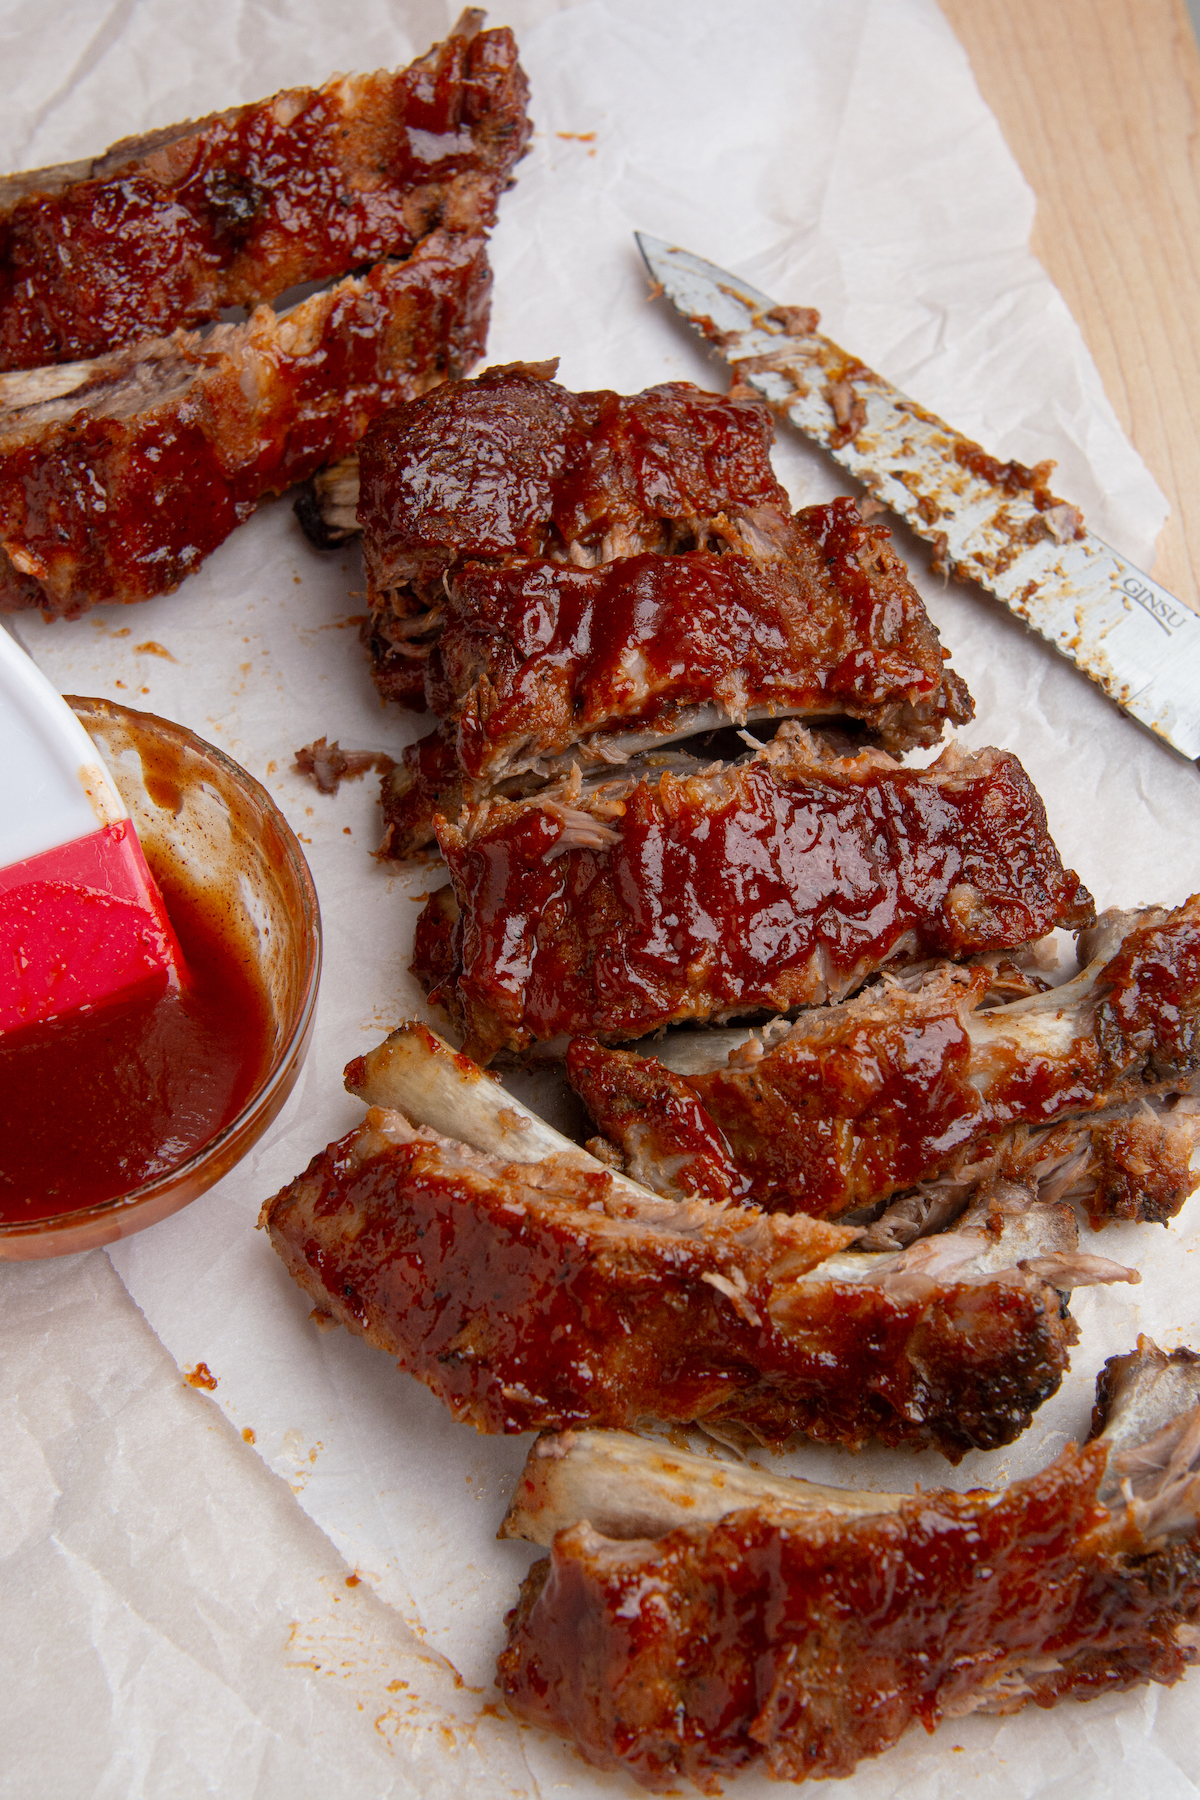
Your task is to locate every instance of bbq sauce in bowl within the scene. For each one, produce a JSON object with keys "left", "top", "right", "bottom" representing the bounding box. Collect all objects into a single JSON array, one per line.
[
  {"left": 0, "top": 697, "right": 320, "bottom": 1258},
  {"left": 0, "top": 874, "right": 274, "bottom": 1222}
]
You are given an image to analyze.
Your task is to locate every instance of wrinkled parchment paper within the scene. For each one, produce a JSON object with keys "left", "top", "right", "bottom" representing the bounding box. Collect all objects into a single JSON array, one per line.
[{"left": 5, "top": 1, "right": 1200, "bottom": 1794}]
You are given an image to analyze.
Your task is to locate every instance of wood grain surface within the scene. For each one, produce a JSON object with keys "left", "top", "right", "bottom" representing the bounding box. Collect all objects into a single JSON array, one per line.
[{"left": 940, "top": 0, "right": 1200, "bottom": 609}]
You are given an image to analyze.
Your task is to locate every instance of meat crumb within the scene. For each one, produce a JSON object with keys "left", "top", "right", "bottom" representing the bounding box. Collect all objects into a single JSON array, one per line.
[
  {"left": 185, "top": 1362, "right": 218, "bottom": 1390},
  {"left": 294, "top": 736, "right": 396, "bottom": 794},
  {"left": 766, "top": 303, "right": 820, "bottom": 336},
  {"left": 1043, "top": 502, "right": 1084, "bottom": 544},
  {"left": 825, "top": 380, "right": 867, "bottom": 446}
]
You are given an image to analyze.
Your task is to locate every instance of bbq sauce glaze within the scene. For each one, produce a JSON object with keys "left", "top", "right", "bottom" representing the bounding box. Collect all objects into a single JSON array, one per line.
[{"left": 0, "top": 870, "right": 273, "bottom": 1224}]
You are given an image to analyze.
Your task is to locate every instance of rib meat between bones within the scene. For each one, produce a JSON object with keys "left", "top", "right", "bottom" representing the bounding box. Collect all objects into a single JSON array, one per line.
[
  {"left": 0, "top": 15, "right": 530, "bottom": 370},
  {"left": 497, "top": 1340, "right": 1200, "bottom": 1791},
  {"left": 423, "top": 502, "right": 971, "bottom": 772},
  {"left": 415, "top": 723, "right": 1093, "bottom": 1060},
  {"left": 258, "top": 1020, "right": 1135, "bottom": 1459},
  {"left": 566, "top": 896, "right": 1200, "bottom": 1227},
  {"left": 0, "top": 233, "right": 490, "bottom": 616},
  {"left": 356, "top": 361, "right": 970, "bottom": 751}
]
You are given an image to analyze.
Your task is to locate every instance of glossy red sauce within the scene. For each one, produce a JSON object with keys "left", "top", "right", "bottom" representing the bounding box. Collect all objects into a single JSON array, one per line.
[
  {"left": 498, "top": 1441, "right": 1188, "bottom": 1791},
  {"left": 442, "top": 748, "right": 1092, "bottom": 1055},
  {"left": 435, "top": 521, "right": 947, "bottom": 777},
  {"left": 0, "top": 873, "right": 273, "bottom": 1224},
  {"left": 265, "top": 1123, "right": 1071, "bottom": 1456}
]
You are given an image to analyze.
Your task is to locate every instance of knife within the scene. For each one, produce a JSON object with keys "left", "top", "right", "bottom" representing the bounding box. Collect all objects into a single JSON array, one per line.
[{"left": 635, "top": 232, "right": 1200, "bottom": 762}]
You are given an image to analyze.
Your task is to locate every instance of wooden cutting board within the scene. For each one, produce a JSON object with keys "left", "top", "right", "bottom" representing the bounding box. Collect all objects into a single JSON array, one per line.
[{"left": 940, "top": 0, "right": 1200, "bottom": 612}]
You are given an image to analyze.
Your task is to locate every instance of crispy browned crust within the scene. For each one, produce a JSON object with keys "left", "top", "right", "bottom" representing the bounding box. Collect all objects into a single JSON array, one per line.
[
  {"left": 408, "top": 883, "right": 462, "bottom": 1014},
  {"left": 0, "top": 232, "right": 491, "bottom": 616},
  {"left": 379, "top": 727, "right": 463, "bottom": 855},
  {"left": 498, "top": 1437, "right": 1200, "bottom": 1792},
  {"left": 261, "top": 1114, "right": 1078, "bottom": 1458},
  {"left": 0, "top": 25, "right": 530, "bottom": 370}
]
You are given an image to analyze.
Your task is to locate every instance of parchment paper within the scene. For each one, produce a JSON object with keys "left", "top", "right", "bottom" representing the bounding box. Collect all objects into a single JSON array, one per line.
[{"left": 5, "top": 1, "right": 1200, "bottom": 1794}]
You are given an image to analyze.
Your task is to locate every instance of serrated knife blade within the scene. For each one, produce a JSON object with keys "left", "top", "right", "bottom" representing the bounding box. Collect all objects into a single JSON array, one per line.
[{"left": 635, "top": 231, "right": 1200, "bottom": 762}]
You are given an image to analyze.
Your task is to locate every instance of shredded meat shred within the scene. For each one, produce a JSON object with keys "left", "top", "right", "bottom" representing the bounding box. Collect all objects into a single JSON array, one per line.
[
  {"left": 293, "top": 738, "right": 396, "bottom": 796},
  {"left": 416, "top": 723, "right": 1093, "bottom": 1060},
  {"left": 497, "top": 1342, "right": 1200, "bottom": 1791}
]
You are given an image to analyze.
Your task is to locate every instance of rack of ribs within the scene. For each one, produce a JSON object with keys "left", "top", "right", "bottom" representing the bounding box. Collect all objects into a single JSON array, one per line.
[
  {"left": 356, "top": 360, "right": 973, "bottom": 854},
  {"left": 258, "top": 1018, "right": 1135, "bottom": 1458},
  {"left": 497, "top": 1339, "right": 1200, "bottom": 1790},
  {"left": 0, "top": 13, "right": 530, "bottom": 370},
  {"left": 0, "top": 235, "right": 491, "bottom": 616},
  {"left": 565, "top": 896, "right": 1200, "bottom": 1228},
  {"left": 0, "top": 15, "right": 531, "bottom": 614},
  {"left": 411, "top": 723, "right": 1093, "bottom": 1061}
]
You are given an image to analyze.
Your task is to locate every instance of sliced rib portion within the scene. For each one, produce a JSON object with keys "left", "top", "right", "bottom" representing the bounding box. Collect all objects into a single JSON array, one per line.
[
  {"left": 0, "top": 16, "right": 529, "bottom": 370},
  {"left": 360, "top": 363, "right": 791, "bottom": 602},
  {"left": 259, "top": 1020, "right": 1135, "bottom": 1458},
  {"left": 0, "top": 233, "right": 490, "bottom": 617},
  {"left": 420, "top": 724, "right": 1093, "bottom": 1060},
  {"left": 424, "top": 506, "right": 971, "bottom": 776},
  {"left": 566, "top": 897, "right": 1200, "bottom": 1226},
  {"left": 357, "top": 362, "right": 971, "bottom": 746},
  {"left": 497, "top": 1340, "right": 1200, "bottom": 1791}
]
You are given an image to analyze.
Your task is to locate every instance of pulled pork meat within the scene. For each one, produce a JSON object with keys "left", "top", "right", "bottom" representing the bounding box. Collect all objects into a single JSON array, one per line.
[
  {"left": 497, "top": 1339, "right": 1200, "bottom": 1792},
  {"left": 414, "top": 723, "right": 1093, "bottom": 1061},
  {"left": 566, "top": 897, "right": 1200, "bottom": 1228},
  {"left": 0, "top": 15, "right": 530, "bottom": 370},
  {"left": 377, "top": 717, "right": 548, "bottom": 862},
  {"left": 257, "top": 1019, "right": 1135, "bottom": 1459},
  {"left": 0, "top": 233, "right": 490, "bottom": 616}
]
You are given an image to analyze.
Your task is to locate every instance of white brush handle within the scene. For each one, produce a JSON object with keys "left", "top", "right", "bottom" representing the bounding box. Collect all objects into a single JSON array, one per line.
[{"left": 0, "top": 624, "right": 127, "bottom": 868}]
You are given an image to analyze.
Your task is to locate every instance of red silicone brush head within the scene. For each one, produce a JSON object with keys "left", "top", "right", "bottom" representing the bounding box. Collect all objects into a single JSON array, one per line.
[
  {"left": 0, "top": 625, "right": 186, "bottom": 1037},
  {"left": 0, "top": 818, "right": 186, "bottom": 1036}
]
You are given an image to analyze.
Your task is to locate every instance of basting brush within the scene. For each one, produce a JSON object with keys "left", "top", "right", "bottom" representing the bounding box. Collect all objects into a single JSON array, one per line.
[{"left": 0, "top": 625, "right": 185, "bottom": 1036}]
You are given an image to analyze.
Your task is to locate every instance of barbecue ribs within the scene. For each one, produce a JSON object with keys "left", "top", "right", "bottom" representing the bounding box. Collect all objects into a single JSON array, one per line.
[
  {"left": 413, "top": 724, "right": 1093, "bottom": 1060},
  {"left": 358, "top": 362, "right": 972, "bottom": 835},
  {"left": 0, "top": 15, "right": 530, "bottom": 370},
  {"left": 259, "top": 1020, "right": 1135, "bottom": 1458},
  {"left": 566, "top": 897, "right": 1200, "bottom": 1227},
  {"left": 498, "top": 1340, "right": 1200, "bottom": 1791},
  {"left": 0, "top": 234, "right": 490, "bottom": 616}
]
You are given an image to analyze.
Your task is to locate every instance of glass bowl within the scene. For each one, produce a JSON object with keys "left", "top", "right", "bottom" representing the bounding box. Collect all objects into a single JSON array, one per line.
[{"left": 0, "top": 697, "right": 321, "bottom": 1259}]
